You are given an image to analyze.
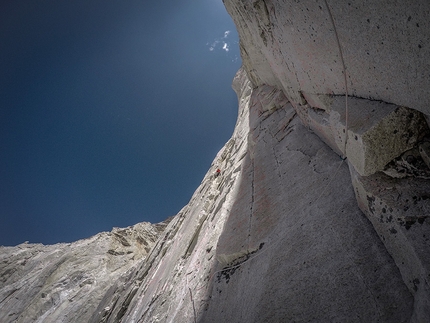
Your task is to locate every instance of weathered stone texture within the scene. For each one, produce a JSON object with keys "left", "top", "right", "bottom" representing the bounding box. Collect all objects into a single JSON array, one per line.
[
  {"left": 420, "top": 140, "right": 430, "bottom": 169},
  {"left": 2, "top": 1, "right": 430, "bottom": 322},
  {"left": 222, "top": 3, "right": 430, "bottom": 320},
  {"left": 87, "top": 67, "right": 254, "bottom": 323},
  {"left": 88, "top": 70, "right": 414, "bottom": 323},
  {"left": 0, "top": 222, "right": 166, "bottom": 323},
  {"left": 204, "top": 82, "right": 413, "bottom": 323},
  {"left": 351, "top": 168, "right": 430, "bottom": 322},
  {"left": 224, "top": 0, "right": 430, "bottom": 115},
  {"left": 295, "top": 95, "right": 429, "bottom": 175}
]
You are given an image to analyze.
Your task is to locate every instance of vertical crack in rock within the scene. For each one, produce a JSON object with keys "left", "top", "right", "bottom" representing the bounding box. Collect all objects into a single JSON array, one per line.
[
  {"left": 271, "top": 144, "right": 282, "bottom": 180},
  {"left": 200, "top": 74, "right": 413, "bottom": 322},
  {"left": 247, "top": 157, "right": 255, "bottom": 250}
]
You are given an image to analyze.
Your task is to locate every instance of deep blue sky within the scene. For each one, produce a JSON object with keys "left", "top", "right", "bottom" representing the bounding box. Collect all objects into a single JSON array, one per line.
[{"left": 0, "top": 0, "right": 241, "bottom": 246}]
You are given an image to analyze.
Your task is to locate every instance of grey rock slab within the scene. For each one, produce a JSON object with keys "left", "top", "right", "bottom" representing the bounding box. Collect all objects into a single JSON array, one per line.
[
  {"left": 224, "top": 0, "right": 430, "bottom": 115},
  {"left": 89, "top": 67, "right": 254, "bottom": 323},
  {"left": 201, "top": 81, "right": 413, "bottom": 323},
  {"left": 343, "top": 105, "right": 429, "bottom": 176},
  {"left": 350, "top": 167, "right": 430, "bottom": 322},
  {"left": 100, "top": 71, "right": 414, "bottom": 323},
  {"left": 383, "top": 146, "right": 430, "bottom": 179},
  {"left": 294, "top": 94, "right": 429, "bottom": 175},
  {"left": 0, "top": 66, "right": 424, "bottom": 323},
  {"left": 226, "top": 0, "right": 430, "bottom": 177},
  {"left": 0, "top": 221, "right": 166, "bottom": 323},
  {"left": 3, "top": 0, "right": 430, "bottom": 320}
]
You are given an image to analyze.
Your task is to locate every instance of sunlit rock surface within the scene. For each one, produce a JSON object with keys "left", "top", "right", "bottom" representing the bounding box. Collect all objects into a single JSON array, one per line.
[
  {"left": 1, "top": 0, "right": 430, "bottom": 322},
  {"left": 0, "top": 222, "right": 167, "bottom": 323},
  {"left": 224, "top": 0, "right": 430, "bottom": 115}
]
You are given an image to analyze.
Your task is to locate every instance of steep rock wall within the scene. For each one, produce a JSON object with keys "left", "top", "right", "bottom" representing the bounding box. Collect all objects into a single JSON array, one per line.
[
  {"left": 0, "top": 221, "right": 167, "bottom": 322},
  {"left": 87, "top": 67, "right": 255, "bottom": 323},
  {"left": 89, "top": 68, "right": 414, "bottom": 322},
  {"left": 1, "top": 1, "right": 429, "bottom": 322},
  {"left": 103, "top": 0, "right": 428, "bottom": 320},
  {"left": 224, "top": 0, "right": 430, "bottom": 115},
  {"left": 223, "top": 0, "right": 430, "bottom": 321}
]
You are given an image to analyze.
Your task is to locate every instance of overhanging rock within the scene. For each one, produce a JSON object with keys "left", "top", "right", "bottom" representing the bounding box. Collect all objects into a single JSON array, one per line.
[
  {"left": 344, "top": 105, "right": 428, "bottom": 176},
  {"left": 224, "top": 0, "right": 430, "bottom": 115},
  {"left": 296, "top": 94, "right": 429, "bottom": 175}
]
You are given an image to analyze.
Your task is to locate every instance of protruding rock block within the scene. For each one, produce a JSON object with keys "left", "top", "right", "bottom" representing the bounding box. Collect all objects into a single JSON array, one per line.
[
  {"left": 344, "top": 104, "right": 428, "bottom": 176},
  {"left": 297, "top": 94, "right": 429, "bottom": 176}
]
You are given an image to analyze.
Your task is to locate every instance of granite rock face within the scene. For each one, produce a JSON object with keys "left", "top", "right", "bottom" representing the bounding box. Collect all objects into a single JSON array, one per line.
[
  {"left": 223, "top": 0, "right": 430, "bottom": 321},
  {"left": 1, "top": 0, "right": 430, "bottom": 322},
  {"left": 0, "top": 221, "right": 168, "bottom": 323},
  {"left": 224, "top": 0, "right": 430, "bottom": 115},
  {"left": 87, "top": 69, "right": 414, "bottom": 322}
]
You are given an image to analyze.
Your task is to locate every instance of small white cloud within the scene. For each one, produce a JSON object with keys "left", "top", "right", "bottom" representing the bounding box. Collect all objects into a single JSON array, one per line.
[{"left": 207, "top": 31, "right": 235, "bottom": 53}]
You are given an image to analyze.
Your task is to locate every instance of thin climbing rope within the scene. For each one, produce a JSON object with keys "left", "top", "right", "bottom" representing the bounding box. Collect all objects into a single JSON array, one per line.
[{"left": 323, "top": 0, "right": 349, "bottom": 159}]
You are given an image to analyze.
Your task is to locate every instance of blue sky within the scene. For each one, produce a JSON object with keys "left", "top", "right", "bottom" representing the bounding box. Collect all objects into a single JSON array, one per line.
[{"left": 0, "top": 0, "right": 241, "bottom": 246}]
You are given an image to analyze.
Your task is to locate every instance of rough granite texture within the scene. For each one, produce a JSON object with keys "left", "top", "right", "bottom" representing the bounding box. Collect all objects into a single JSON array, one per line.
[
  {"left": 224, "top": 0, "right": 430, "bottom": 115},
  {"left": 0, "top": 222, "right": 167, "bottom": 323},
  {"left": 1, "top": 1, "right": 430, "bottom": 322},
  {"left": 88, "top": 69, "right": 414, "bottom": 323}
]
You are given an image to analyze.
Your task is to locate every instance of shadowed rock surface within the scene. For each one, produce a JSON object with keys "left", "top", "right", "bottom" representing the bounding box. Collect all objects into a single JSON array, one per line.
[{"left": 1, "top": 1, "right": 429, "bottom": 322}]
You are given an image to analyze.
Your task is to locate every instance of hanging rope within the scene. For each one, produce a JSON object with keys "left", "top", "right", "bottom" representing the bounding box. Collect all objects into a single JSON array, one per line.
[{"left": 323, "top": 0, "right": 349, "bottom": 159}]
